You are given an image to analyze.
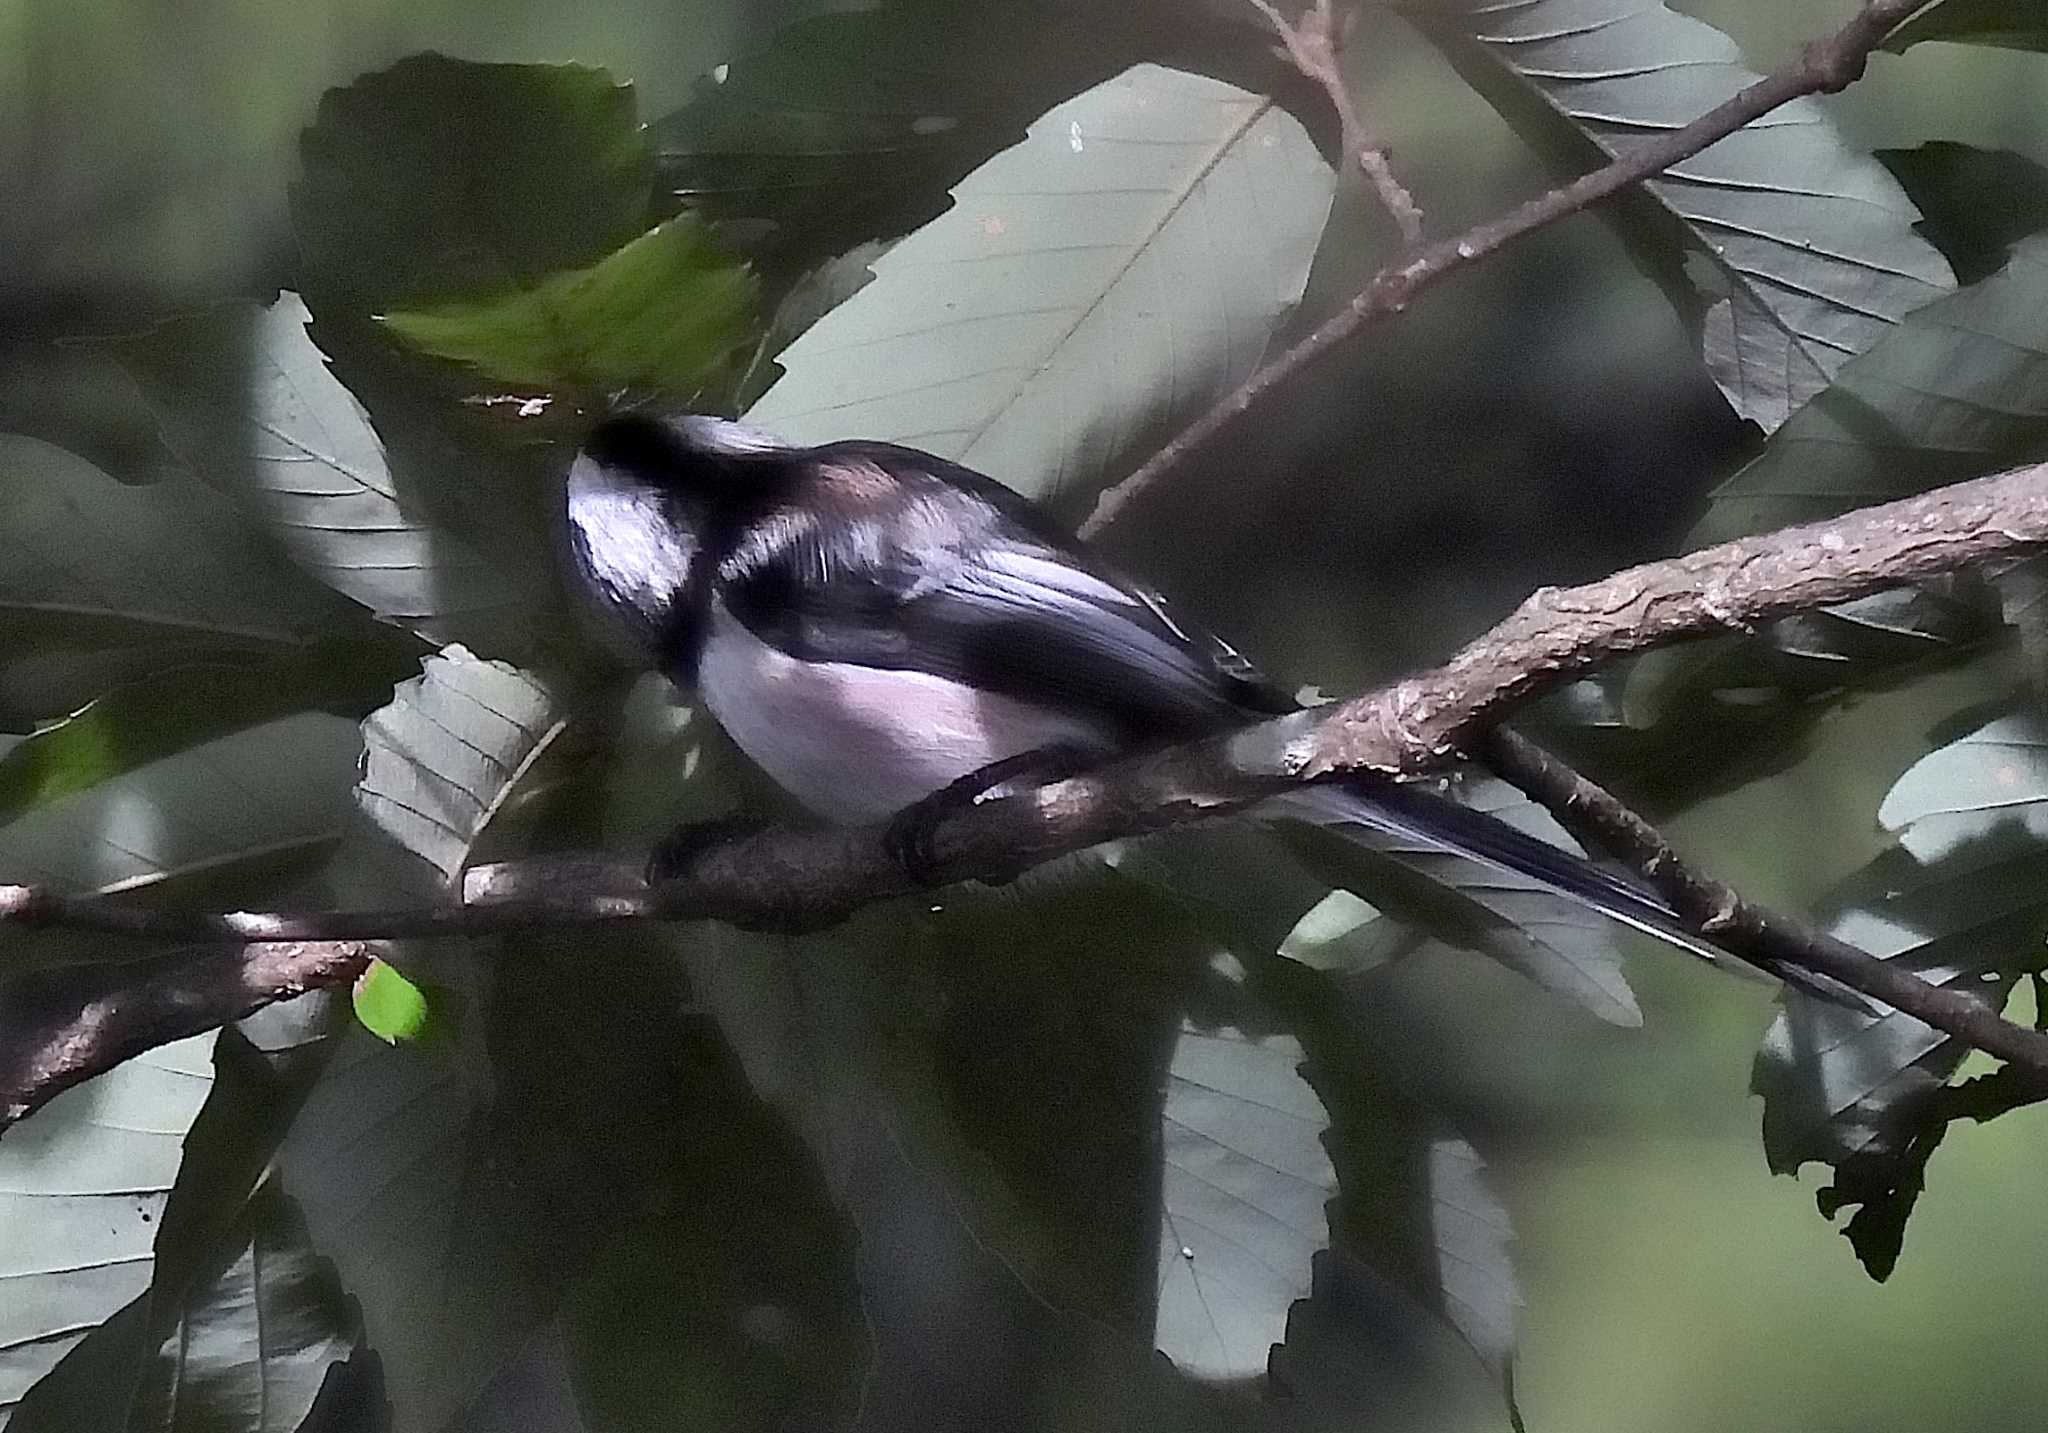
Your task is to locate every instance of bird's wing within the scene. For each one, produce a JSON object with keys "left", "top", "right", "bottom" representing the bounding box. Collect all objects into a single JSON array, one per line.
[{"left": 718, "top": 446, "right": 1294, "bottom": 742}]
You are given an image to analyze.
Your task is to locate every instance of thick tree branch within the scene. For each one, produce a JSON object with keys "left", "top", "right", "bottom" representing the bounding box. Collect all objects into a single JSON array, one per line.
[
  {"left": 1077, "top": 0, "right": 1937, "bottom": 538},
  {"left": 1247, "top": 0, "right": 1424, "bottom": 243},
  {"left": 3, "top": 457, "right": 2046, "bottom": 1131}
]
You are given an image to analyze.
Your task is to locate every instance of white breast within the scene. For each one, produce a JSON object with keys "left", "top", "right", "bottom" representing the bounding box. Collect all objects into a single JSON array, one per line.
[{"left": 698, "top": 598, "right": 1114, "bottom": 824}]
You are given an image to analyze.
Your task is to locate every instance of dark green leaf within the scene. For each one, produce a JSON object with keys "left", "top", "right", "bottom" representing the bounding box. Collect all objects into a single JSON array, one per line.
[
  {"left": 1636, "top": 236, "right": 2048, "bottom": 715},
  {"left": 122, "top": 1178, "right": 360, "bottom": 1433},
  {"left": 650, "top": 1, "right": 1152, "bottom": 274},
  {"left": 380, "top": 217, "right": 756, "bottom": 401},
  {"left": 559, "top": 985, "right": 866, "bottom": 1433},
  {"left": 292, "top": 55, "right": 653, "bottom": 313},
  {"left": 1883, "top": 0, "right": 2048, "bottom": 53},
  {"left": 745, "top": 63, "right": 1331, "bottom": 509},
  {"left": 1878, "top": 143, "right": 2048, "bottom": 286},
  {"left": 1408, "top": 0, "right": 1954, "bottom": 431}
]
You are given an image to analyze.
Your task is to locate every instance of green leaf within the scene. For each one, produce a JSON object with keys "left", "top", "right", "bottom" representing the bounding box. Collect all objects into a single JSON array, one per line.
[
  {"left": 1408, "top": 0, "right": 1954, "bottom": 431},
  {"left": 355, "top": 646, "right": 566, "bottom": 887},
  {"left": 0, "top": 1035, "right": 217, "bottom": 1419},
  {"left": 350, "top": 959, "right": 433, "bottom": 1046},
  {"left": 0, "top": 435, "right": 357, "bottom": 727},
  {"left": 1883, "top": 0, "right": 2048, "bottom": 53},
  {"left": 293, "top": 54, "right": 654, "bottom": 313},
  {"left": 120, "top": 295, "right": 544, "bottom": 653},
  {"left": 745, "top": 62, "right": 1332, "bottom": 509},
  {"left": 381, "top": 217, "right": 756, "bottom": 401},
  {"left": 1155, "top": 1019, "right": 1334, "bottom": 1379}
]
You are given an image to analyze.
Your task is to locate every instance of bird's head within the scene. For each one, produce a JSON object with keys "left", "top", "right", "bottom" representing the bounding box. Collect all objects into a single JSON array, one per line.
[{"left": 562, "top": 411, "right": 788, "bottom": 663}]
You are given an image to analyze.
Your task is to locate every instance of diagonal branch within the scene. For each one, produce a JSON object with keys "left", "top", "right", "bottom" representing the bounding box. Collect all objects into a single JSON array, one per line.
[
  {"left": 1077, "top": 0, "right": 1939, "bottom": 538},
  {"left": 4, "top": 456, "right": 2047, "bottom": 1135}
]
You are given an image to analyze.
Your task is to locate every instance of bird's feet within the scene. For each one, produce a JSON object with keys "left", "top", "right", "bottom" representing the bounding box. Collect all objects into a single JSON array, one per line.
[
  {"left": 883, "top": 743, "right": 1097, "bottom": 886},
  {"left": 645, "top": 813, "right": 771, "bottom": 887}
]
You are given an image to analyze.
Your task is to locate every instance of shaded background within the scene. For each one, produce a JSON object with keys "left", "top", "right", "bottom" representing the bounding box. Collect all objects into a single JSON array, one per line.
[{"left": 7, "top": 2, "right": 2048, "bottom": 1429}]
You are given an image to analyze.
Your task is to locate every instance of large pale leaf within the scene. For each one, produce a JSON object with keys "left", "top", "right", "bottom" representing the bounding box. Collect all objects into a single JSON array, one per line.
[
  {"left": 745, "top": 62, "right": 1332, "bottom": 506},
  {"left": 355, "top": 647, "right": 565, "bottom": 887},
  {"left": 380, "top": 217, "right": 756, "bottom": 400},
  {"left": 0, "top": 435, "right": 355, "bottom": 726},
  {"left": 0, "top": 1035, "right": 216, "bottom": 1420},
  {"left": 1155, "top": 1021, "right": 1333, "bottom": 1379},
  {"left": 1409, "top": 0, "right": 1954, "bottom": 430},
  {"left": 121, "top": 295, "right": 541, "bottom": 651}
]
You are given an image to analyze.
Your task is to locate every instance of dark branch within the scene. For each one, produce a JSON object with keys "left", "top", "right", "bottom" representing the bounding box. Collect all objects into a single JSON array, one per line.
[{"left": 1077, "top": 0, "right": 1939, "bottom": 538}]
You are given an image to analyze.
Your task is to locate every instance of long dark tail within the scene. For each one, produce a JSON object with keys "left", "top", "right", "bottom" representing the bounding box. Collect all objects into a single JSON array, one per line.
[{"left": 1287, "top": 779, "right": 1866, "bottom": 1010}]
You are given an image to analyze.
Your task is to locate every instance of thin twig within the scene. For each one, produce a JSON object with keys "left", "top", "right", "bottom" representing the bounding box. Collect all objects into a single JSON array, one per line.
[
  {"left": 1078, "top": 0, "right": 1937, "bottom": 538},
  {"left": 1479, "top": 728, "right": 2048, "bottom": 1076},
  {"left": 1247, "top": 0, "right": 1424, "bottom": 243},
  {"left": 4, "top": 457, "right": 2045, "bottom": 1124}
]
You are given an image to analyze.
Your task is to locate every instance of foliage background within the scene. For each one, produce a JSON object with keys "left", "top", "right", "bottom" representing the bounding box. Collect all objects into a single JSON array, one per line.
[{"left": 5, "top": 1, "right": 2048, "bottom": 1430}]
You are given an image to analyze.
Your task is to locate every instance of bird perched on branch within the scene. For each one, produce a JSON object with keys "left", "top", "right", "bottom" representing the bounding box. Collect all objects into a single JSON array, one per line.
[{"left": 562, "top": 410, "right": 1840, "bottom": 1003}]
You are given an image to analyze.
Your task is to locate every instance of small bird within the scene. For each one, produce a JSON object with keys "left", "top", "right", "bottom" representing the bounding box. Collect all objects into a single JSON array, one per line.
[{"left": 562, "top": 411, "right": 1825, "bottom": 1001}]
